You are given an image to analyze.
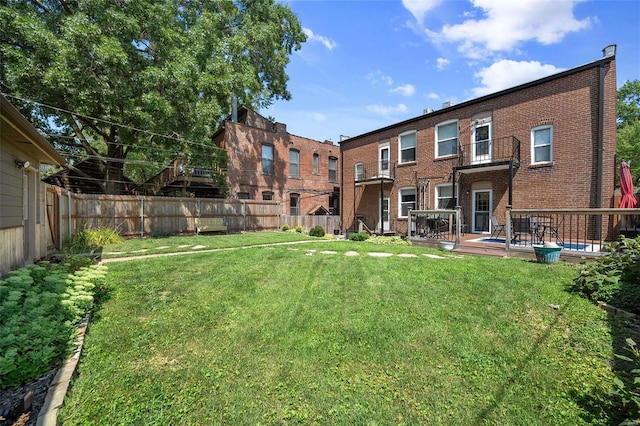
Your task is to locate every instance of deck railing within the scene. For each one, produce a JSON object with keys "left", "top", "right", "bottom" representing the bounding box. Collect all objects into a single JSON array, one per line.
[
  {"left": 456, "top": 135, "right": 521, "bottom": 168},
  {"left": 354, "top": 160, "right": 395, "bottom": 182},
  {"left": 409, "top": 207, "right": 640, "bottom": 256}
]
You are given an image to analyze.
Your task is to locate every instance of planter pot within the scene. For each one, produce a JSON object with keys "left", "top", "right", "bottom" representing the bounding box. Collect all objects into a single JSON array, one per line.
[
  {"left": 439, "top": 240, "right": 455, "bottom": 251},
  {"left": 534, "top": 246, "right": 562, "bottom": 264}
]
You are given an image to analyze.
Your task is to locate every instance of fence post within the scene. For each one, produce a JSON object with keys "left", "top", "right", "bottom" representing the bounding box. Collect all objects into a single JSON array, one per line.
[
  {"left": 140, "top": 197, "right": 145, "bottom": 236},
  {"left": 505, "top": 206, "right": 512, "bottom": 252},
  {"left": 455, "top": 206, "right": 462, "bottom": 245}
]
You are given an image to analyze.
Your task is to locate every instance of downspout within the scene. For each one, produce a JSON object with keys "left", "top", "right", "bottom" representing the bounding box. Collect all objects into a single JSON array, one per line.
[{"left": 340, "top": 142, "right": 344, "bottom": 233}]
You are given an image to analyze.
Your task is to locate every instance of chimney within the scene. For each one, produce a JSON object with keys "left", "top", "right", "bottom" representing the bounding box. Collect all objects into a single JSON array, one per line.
[{"left": 602, "top": 44, "right": 616, "bottom": 58}]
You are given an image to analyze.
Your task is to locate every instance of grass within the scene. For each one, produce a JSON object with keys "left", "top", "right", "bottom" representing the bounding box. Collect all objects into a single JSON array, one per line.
[{"left": 60, "top": 235, "right": 618, "bottom": 425}]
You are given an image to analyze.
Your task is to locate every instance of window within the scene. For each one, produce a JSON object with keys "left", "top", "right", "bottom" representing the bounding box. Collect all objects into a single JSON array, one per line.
[
  {"left": 379, "top": 144, "right": 390, "bottom": 176},
  {"left": 328, "top": 157, "right": 338, "bottom": 182},
  {"left": 436, "top": 184, "right": 454, "bottom": 209},
  {"left": 436, "top": 120, "right": 458, "bottom": 158},
  {"left": 398, "top": 187, "right": 416, "bottom": 218},
  {"left": 238, "top": 192, "right": 250, "bottom": 199},
  {"left": 290, "top": 193, "right": 300, "bottom": 216},
  {"left": 262, "top": 191, "right": 273, "bottom": 201},
  {"left": 289, "top": 149, "right": 300, "bottom": 178},
  {"left": 313, "top": 153, "right": 319, "bottom": 174},
  {"left": 355, "top": 162, "right": 364, "bottom": 181},
  {"left": 261, "top": 144, "right": 274, "bottom": 175},
  {"left": 532, "top": 125, "right": 552, "bottom": 164},
  {"left": 398, "top": 131, "right": 416, "bottom": 163}
]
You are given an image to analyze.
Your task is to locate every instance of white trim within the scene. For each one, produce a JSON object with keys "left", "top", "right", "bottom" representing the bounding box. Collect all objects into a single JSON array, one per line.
[
  {"left": 472, "top": 121, "right": 492, "bottom": 164},
  {"left": 471, "top": 189, "right": 492, "bottom": 234},
  {"left": 398, "top": 186, "right": 416, "bottom": 218},
  {"left": 435, "top": 119, "right": 458, "bottom": 158},
  {"left": 398, "top": 130, "right": 417, "bottom": 164},
  {"left": 531, "top": 125, "right": 553, "bottom": 165}
]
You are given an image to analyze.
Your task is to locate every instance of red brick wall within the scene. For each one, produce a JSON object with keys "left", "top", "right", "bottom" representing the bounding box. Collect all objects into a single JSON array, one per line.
[
  {"left": 341, "top": 57, "right": 617, "bottom": 235},
  {"left": 223, "top": 120, "right": 339, "bottom": 216}
]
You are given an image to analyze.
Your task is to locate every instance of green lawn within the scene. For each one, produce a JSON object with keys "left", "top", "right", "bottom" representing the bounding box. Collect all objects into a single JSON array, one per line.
[{"left": 61, "top": 235, "right": 617, "bottom": 425}]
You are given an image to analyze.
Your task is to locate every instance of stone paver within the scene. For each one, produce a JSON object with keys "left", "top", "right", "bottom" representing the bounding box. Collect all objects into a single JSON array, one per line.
[
  {"left": 367, "top": 252, "right": 393, "bottom": 257},
  {"left": 397, "top": 253, "right": 418, "bottom": 258},
  {"left": 345, "top": 251, "right": 359, "bottom": 256},
  {"left": 319, "top": 250, "right": 337, "bottom": 254},
  {"left": 192, "top": 245, "right": 206, "bottom": 250},
  {"left": 423, "top": 253, "right": 445, "bottom": 259}
]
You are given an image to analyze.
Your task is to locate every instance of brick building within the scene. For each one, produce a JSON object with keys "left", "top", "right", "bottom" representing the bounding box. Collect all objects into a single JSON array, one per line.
[
  {"left": 340, "top": 46, "right": 617, "bottom": 236},
  {"left": 213, "top": 106, "right": 340, "bottom": 216}
]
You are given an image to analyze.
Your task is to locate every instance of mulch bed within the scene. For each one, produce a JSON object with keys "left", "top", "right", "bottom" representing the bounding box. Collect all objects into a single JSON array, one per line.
[{"left": 0, "top": 368, "right": 58, "bottom": 426}]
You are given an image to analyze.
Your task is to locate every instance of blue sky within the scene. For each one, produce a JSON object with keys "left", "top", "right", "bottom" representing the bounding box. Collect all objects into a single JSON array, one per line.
[{"left": 261, "top": 0, "right": 640, "bottom": 143}]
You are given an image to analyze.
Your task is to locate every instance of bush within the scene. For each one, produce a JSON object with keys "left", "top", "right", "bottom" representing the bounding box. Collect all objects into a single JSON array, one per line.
[
  {"left": 571, "top": 236, "right": 640, "bottom": 314},
  {"left": 281, "top": 224, "right": 290, "bottom": 232},
  {"left": 309, "top": 226, "right": 325, "bottom": 237},
  {"left": 295, "top": 225, "right": 303, "bottom": 233},
  {"left": 0, "top": 261, "right": 108, "bottom": 390},
  {"left": 349, "top": 232, "right": 369, "bottom": 241},
  {"left": 63, "top": 227, "right": 123, "bottom": 254},
  {"left": 611, "top": 338, "right": 640, "bottom": 425}
]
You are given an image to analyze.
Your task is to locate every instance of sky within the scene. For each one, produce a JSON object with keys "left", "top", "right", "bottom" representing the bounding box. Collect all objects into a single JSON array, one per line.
[{"left": 261, "top": 0, "right": 640, "bottom": 143}]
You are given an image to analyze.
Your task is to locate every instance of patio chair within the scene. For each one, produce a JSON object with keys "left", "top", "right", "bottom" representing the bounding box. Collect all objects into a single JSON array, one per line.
[{"left": 490, "top": 215, "right": 505, "bottom": 239}]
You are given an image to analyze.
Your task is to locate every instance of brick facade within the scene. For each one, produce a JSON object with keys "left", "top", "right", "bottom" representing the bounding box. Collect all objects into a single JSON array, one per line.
[
  {"left": 340, "top": 51, "right": 617, "bottom": 236},
  {"left": 213, "top": 107, "right": 339, "bottom": 216}
]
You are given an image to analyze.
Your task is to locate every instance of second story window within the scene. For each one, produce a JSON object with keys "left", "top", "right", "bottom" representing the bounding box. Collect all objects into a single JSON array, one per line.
[
  {"left": 436, "top": 120, "right": 458, "bottom": 158},
  {"left": 399, "top": 131, "right": 416, "bottom": 164},
  {"left": 355, "top": 162, "right": 363, "bottom": 181},
  {"left": 289, "top": 149, "right": 300, "bottom": 178},
  {"left": 531, "top": 125, "right": 553, "bottom": 164},
  {"left": 261, "top": 144, "right": 274, "bottom": 175},
  {"left": 313, "top": 153, "right": 319, "bottom": 174},
  {"left": 328, "top": 156, "right": 337, "bottom": 182}
]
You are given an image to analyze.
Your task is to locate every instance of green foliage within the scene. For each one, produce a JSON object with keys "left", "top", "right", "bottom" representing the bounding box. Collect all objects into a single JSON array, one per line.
[
  {"left": 308, "top": 225, "right": 325, "bottom": 237},
  {"left": 348, "top": 232, "right": 370, "bottom": 241},
  {"left": 281, "top": 224, "right": 290, "bottom": 232},
  {"left": 63, "top": 228, "right": 123, "bottom": 253},
  {"left": 572, "top": 236, "right": 640, "bottom": 314},
  {"left": 617, "top": 80, "right": 640, "bottom": 184},
  {"left": 0, "top": 261, "right": 108, "bottom": 390},
  {"left": 0, "top": 1, "right": 306, "bottom": 193},
  {"left": 295, "top": 225, "right": 303, "bottom": 233},
  {"left": 366, "top": 235, "right": 412, "bottom": 246},
  {"left": 611, "top": 338, "right": 640, "bottom": 425}
]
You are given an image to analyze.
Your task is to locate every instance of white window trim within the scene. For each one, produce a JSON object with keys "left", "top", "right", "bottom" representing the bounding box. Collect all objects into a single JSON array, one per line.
[
  {"left": 435, "top": 183, "right": 454, "bottom": 210},
  {"left": 531, "top": 125, "right": 553, "bottom": 165},
  {"left": 398, "top": 186, "right": 416, "bottom": 218},
  {"left": 289, "top": 149, "right": 300, "bottom": 178},
  {"left": 398, "top": 130, "right": 417, "bottom": 164},
  {"left": 435, "top": 119, "right": 458, "bottom": 159},
  {"left": 355, "top": 162, "right": 363, "bottom": 181}
]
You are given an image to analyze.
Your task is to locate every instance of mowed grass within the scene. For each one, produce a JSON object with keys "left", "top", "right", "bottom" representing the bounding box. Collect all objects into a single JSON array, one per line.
[{"left": 61, "top": 239, "right": 616, "bottom": 425}]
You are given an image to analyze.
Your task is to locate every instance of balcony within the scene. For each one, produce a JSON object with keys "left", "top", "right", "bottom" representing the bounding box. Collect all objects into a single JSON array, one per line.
[
  {"left": 354, "top": 160, "right": 395, "bottom": 185},
  {"left": 456, "top": 135, "right": 521, "bottom": 172}
]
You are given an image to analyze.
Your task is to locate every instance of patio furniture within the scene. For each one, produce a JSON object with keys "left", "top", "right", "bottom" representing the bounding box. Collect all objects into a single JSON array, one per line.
[
  {"left": 490, "top": 215, "right": 505, "bottom": 239},
  {"left": 511, "top": 217, "right": 533, "bottom": 244}
]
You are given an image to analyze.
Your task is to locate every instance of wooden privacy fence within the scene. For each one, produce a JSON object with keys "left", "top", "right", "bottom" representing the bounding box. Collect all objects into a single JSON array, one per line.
[{"left": 45, "top": 184, "right": 340, "bottom": 243}]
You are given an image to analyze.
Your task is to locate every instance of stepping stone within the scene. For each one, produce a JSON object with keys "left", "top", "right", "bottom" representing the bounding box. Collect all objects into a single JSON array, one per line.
[
  {"left": 131, "top": 249, "right": 148, "bottom": 253},
  {"left": 192, "top": 245, "right": 206, "bottom": 250},
  {"left": 345, "top": 251, "right": 359, "bottom": 257},
  {"left": 104, "top": 251, "right": 124, "bottom": 255},
  {"left": 319, "top": 250, "right": 337, "bottom": 255},
  {"left": 397, "top": 253, "right": 418, "bottom": 258},
  {"left": 155, "top": 246, "right": 170, "bottom": 250},
  {"left": 178, "top": 245, "right": 191, "bottom": 248},
  {"left": 367, "top": 252, "right": 393, "bottom": 257},
  {"left": 423, "top": 253, "right": 445, "bottom": 259}
]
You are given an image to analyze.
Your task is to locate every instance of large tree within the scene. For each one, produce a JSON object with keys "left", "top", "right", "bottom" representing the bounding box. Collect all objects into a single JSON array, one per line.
[
  {"left": 617, "top": 80, "right": 640, "bottom": 185},
  {"left": 0, "top": 0, "right": 306, "bottom": 194}
]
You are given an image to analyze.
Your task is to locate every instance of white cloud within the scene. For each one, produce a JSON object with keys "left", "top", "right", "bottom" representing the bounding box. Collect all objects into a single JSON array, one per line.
[
  {"left": 426, "top": 92, "right": 439, "bottom": 100},
  {"left": 366, "top": 70, "right": 394, "bottom": 86},
  {"left": 302, "top": 27, "right": 337, "bottom": 50},
  {"left": 472, "top": 59, "right": 566, "bottom": 97},
  {"left": 402, "top": 0, "right": 443, "bottom": 25},
  {"left": 436, "top": 57, "right": 450, "bottom": 70},
  {"left": 366, "top": 104, "right": 409, "bottom": 116},
  {"left": 306, "top": 112, "right": 326, "bottom": 122},
  {"left": 390, "top": 84, "right": 416, "bottom": 97},
  {"left": 426, "top": 0, "right": 592, "bottom": 59}
]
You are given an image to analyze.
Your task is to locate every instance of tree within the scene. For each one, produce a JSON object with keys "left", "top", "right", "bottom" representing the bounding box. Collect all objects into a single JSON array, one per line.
[
  {"left": 0, "top": 0, "right": 306, "bottom": 194},
  {"left": 617, "top": 80, "right": 640, "bottom": 185}
]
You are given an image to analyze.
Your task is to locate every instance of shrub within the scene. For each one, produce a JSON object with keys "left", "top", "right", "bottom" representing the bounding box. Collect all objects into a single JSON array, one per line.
[
  {"left": 295, "top": 225, "right": 303, "bottom": 233},
  {"left": 309, "top": 226, "right": 325, "bottom": 237},
  {"left": 349, "top": 232, "right": 369, "bottom": 241},
  {"left": 63, "top": 227, "right": 123, "bottom": 254},
  {"left": 611, "top": 338, "right": 640, "bottom": 424},
  {"left": 571, "top": 236, "right": 640, "bottom": 314},
  {"left": 281, "top": 224, "right": 290, "bottom": 231}
]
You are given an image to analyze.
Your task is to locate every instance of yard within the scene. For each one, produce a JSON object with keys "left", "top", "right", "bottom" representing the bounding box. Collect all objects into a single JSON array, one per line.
[{"left": 59, "top": 233, "right": 620, "bottom": 425}]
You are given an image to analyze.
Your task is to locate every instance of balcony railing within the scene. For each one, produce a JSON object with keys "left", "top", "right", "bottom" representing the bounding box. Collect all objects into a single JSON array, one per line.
[
  {"left": 354, "top": 160, "right": 395, "bottom": 182},
  {"left": 456, "top": 135, "right": 521, "bottom": 169}
]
